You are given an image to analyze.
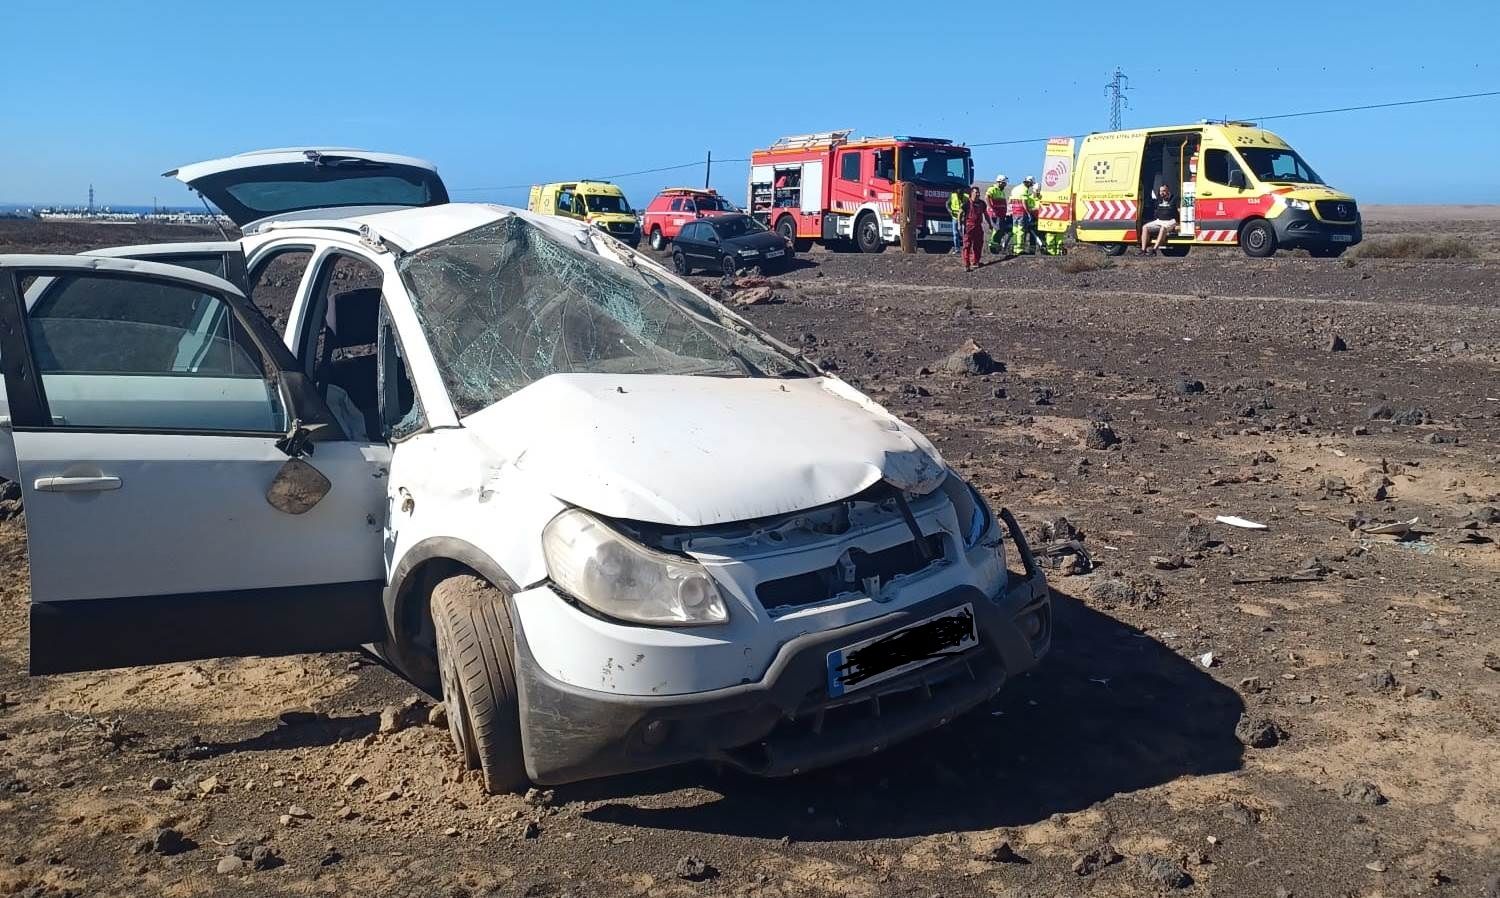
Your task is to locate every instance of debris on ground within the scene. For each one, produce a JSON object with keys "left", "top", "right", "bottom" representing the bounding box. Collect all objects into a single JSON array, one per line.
[{"left": 1216, "top": 515, "right": 1268, "bottom": 530}]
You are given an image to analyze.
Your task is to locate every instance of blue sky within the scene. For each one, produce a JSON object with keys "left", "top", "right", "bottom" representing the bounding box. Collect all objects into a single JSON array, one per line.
[{"left": 2, "top": 0, "right": 1497, "bottom": 207}]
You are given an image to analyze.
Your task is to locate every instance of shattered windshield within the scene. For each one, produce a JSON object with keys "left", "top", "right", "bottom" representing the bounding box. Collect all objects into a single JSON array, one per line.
[{"left": 398, "top": 215, "right": 807, "bottom": 417}]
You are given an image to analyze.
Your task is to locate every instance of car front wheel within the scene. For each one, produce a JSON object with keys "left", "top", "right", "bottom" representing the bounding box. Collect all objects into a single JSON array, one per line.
[
  {"left": 721, "top": 254, "right": 738, "bottom": 277},
  {"left": 672, "top": 249, "right": 691, "bottom": 275},
  {"left": 431, "top": 573, "right": 527, "bottom": 794}
]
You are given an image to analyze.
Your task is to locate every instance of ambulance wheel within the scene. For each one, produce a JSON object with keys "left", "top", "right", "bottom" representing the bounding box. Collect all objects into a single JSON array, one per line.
[
  {"left": 1240, "top": 220, "right": 1277, "bottom": 258},
  {"left": 1101, "top": 243, "right": 1127, "bottom": 257},
  {"left": 855, "top": 213, "right": 884, "bottom": 254},
  {"left": 649, "top": 227, "right": 665, "bottom": 251},
  {"left": 1160, "top": 245, "right": 1190, "bottom": 257},
  {"left": 1309, "top": 246, "right": 1346, "bottom": 258},
  {"left": 672, "top": 248, "right": 691, "bottom": 275},
  {"left": 430, "top": 574, "right": 528, "bottom": 795}
]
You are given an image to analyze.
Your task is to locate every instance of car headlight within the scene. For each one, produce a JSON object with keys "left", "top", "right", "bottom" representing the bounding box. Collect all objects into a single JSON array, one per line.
[
  {"left": 542, "top": 509, "right": 729, "bottom": 626},
  {"left": 1283, "top": 198, "right": 1311, "bottom": 211}
]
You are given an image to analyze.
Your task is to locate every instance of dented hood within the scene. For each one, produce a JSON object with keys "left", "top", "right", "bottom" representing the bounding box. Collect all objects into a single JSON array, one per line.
[{"left": 461, "top": 373, "right": 947, "bottom": 527}]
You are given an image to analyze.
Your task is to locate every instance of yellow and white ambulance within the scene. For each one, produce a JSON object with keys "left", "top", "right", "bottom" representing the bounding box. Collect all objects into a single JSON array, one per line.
[{"left": 1046, "top": 122, "right": 1361, "bottom": 257}]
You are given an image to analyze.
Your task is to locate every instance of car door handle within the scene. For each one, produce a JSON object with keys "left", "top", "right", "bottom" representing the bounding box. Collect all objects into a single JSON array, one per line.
[{"left": 33, "top": 475, "right": 122, "bottom": 493}]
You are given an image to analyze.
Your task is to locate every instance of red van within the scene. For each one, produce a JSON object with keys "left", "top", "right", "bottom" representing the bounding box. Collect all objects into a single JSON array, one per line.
[{"left": 640, "top": 188, "right": 741, "bottom": 251}]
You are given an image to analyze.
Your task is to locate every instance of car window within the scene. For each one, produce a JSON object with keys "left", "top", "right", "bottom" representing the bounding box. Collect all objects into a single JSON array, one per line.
[
  {"left": 714, "top": 217, "right": 765, "bottom": 239},
  {"left": 298, "top": 253, "right": 386, "bottom": 441},
  {"left": 839, "top": 152, "right": 861, "bottom": 182},
  {"left": 557, "top": 189, "right": 576, "bottom": 214},
  {"left": 1203, "top": 149, "right": 1248, "bottom": 187},
  {"left": 248, "top": 246, "right": 312, "bottom": 332},
  {"left": 669, "top": 198, "right": 683, "bottom": 212},
  {"left": 681, "top": 223, "right": 701, "bottom": 241},
  {"left": 23, "top": 273, "right": 286, "bottom": 432}
]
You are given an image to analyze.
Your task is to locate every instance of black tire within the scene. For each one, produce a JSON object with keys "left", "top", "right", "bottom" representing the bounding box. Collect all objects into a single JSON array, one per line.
[
  {"left": 1160, "top": 245, "right": 1190, "bottom": 257},
  {"left": 431, "top": 574, "right": 527, "bottom": 794},
  {"left": 721, "top": 254, "right": 738, "bottom": 277},
  {"left": 649, "top": 227, "right": 665, "bottom": 251},
  {"left": 1240, "top": 219, "right": 1277, "bottom": 258},
  {"left": 775, "top": 215, "right": 797, "bottom": 246},
  {"left": 854, "top": 213, "right": 884, "bottom": 254},
  {"left": 1101, "top": 242, "right": 1128, "bottom": 257},
  {"left": 1309, "top": 245, "right": 1346, "bottom": 258},
  {"left": 672, "top": 248, "right": 691, "bottom": 275}
]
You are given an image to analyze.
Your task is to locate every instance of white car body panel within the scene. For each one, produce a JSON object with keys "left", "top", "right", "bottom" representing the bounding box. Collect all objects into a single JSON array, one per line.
[
  {"left": 458, "top": 372, "right": 946, "bottom": 528},
  {"left": 15, "top": 418, "right": 387, "bottom": 606}
]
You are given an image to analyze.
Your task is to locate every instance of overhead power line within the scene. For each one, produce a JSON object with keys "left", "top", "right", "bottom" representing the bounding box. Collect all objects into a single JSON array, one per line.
[{"left": 450, "top": 89, "right": 1497, "bottom": 193}]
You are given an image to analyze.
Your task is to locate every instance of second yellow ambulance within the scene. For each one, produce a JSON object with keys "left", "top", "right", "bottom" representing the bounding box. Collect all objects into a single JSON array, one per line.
[{"left": 1047, "top": 122, "right": 1361, "bottom": 257}]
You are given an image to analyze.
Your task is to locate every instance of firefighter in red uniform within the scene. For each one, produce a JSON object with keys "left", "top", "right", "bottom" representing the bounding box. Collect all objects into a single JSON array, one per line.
[{"left": 962, "top": 186, "right": 987, "bottom": 271}]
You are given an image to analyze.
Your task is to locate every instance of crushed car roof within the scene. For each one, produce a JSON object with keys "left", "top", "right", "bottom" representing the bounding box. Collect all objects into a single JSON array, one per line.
[{"left": 265, "top": 203, "right": 601, "bottom": 252}]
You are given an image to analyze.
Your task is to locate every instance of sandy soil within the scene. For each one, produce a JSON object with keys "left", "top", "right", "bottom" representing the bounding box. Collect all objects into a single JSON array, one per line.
[{"left": 0, "top": 212, "right": 1497, "bottom": 898}]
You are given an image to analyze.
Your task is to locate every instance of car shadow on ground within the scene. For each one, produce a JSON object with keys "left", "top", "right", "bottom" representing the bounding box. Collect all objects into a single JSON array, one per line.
[{"left": 572, "top": 589, "right": 1246, "bottom": 841}]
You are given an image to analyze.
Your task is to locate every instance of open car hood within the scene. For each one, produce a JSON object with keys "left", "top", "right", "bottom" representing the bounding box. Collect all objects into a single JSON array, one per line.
[
  {"left": 165, "top": 148, "right": 448, "bottom": 228},
  {"left": 461, "top": 373, "right": 948, "bottom": 528}
]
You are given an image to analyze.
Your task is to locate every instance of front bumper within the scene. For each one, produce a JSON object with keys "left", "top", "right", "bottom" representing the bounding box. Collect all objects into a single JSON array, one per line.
[
  {"left": 1272, "top": 208, "right": 1362, "bottom": 249},
  {"left": 511, "top": 509, "right": 1051, "bottom": 784}
]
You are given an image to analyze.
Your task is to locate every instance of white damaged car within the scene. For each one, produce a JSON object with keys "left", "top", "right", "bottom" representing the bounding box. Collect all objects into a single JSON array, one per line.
[{"left": 0, "top": 149, "right": 1051, "bottom": 791}]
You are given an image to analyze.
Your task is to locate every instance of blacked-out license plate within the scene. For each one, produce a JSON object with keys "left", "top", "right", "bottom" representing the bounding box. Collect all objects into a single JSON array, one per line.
[{"left": 826, "top": 604, "right": 978, "bottom": 698}]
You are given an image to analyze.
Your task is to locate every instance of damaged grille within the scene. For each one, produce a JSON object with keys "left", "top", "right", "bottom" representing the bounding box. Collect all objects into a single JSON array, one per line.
[
  {"left": 756, "top": 533, "right": 947, "bottom": 610},
  {"left": 605, "top": 221, "right": 639, "bottom": 234}
]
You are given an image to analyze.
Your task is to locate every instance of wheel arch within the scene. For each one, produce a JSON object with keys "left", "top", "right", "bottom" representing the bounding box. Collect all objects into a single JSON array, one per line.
[{"left": 382, "top": 537, "right": 522, "bottom": 693}]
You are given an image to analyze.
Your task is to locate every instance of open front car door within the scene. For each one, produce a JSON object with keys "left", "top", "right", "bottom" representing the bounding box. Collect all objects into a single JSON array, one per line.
[{"left": 0, "top": 255, "right": 388, "bottom": 674}]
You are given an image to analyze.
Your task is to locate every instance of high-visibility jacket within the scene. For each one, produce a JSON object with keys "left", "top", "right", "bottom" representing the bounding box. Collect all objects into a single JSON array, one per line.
[
  {"left": 948, "top": 190, "right": 966, "bottom": 218},
  {"left": 1023, "top": 187, "right": 1040, "bottom": 213},
  {"left": 1007, "top": 183, "right": 1029, "bottom": 217}
]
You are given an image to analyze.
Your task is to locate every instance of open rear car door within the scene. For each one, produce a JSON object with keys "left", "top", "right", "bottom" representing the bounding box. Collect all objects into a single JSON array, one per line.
[
  {"left": 166, "top": 148, "right": 449, "bottom": 230},
  {"left": 0, "top": 254, "right": 388, "bottom": 674}
]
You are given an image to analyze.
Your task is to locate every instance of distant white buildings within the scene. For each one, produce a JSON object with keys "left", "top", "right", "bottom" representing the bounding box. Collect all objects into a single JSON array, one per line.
[{"left": 27, "top": 206, "right": 229, "bottom": 226}]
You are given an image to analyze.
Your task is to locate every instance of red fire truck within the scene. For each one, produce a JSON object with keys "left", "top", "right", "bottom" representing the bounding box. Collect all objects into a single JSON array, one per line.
[{"left": 748, "top": 131, "right": 973, "bottom": 253}]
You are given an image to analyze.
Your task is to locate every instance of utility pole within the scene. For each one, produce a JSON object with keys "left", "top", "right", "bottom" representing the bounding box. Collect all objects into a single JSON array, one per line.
[
  {"left": 1103, "top": 68, "right": 1131, "bottom": 130},
  {"left": 704, "top": 150, "right": 712, "bottom": 190}
]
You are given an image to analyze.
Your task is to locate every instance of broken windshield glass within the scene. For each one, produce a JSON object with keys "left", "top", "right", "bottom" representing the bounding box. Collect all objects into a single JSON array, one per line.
[{"left": 398, "top": 215, "right": 806, "bottom": 417}]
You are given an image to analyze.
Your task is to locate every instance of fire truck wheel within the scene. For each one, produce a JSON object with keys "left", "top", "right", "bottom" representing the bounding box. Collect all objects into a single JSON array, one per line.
[
  {"left": 854, "top": 213, "right": 884, "bottom": 254},
  {"left": 649, "top": 227, "right": 665, "bottom": 251},
  {"left": 671, "top": 248, "right": 691, "bottom": 275},
  {"left": 775, "top": 215, "right": 797, "bottom": 246},
  {"left": 1101, "top": 243, "right": 1128, "bottom": 257},
  {"left": 1240, "top": 219, "right": 1277, "bottom": 258}
]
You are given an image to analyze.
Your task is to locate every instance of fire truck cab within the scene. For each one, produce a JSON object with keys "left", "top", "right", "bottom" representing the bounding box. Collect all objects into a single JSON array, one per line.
[
  {"left": 1063, "top": 122, "right": 1361, "bottom": 258},
  {"left": 748, "top": 131, "right": 972, "bottom": 253}
]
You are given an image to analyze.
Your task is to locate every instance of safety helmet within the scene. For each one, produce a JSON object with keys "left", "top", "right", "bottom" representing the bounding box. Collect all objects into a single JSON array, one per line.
[
  {"left": 994, "top": 174, "right": 1007, "bottom": 182},
  {"left": 1023, "top": 175, "right": 1035, "bottom": 185}
]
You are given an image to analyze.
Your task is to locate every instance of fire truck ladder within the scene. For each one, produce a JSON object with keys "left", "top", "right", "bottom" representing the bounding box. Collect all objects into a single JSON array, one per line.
[{"left": 766, "top": 129, "right": 853, "bottom": 151}]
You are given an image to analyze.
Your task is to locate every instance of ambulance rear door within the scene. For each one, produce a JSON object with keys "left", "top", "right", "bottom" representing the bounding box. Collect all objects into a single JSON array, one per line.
[
  {"left": 1073, "top": 130, "right": 1146, "bottom": 243},
  {"left": 1037, "top": 138, "right": 1075, "bottom": 238}
]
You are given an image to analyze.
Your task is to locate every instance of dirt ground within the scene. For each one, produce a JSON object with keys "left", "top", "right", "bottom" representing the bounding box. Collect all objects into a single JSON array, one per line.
[{"left": 0, "top": 212, "right": 1497, "bottom": 898}]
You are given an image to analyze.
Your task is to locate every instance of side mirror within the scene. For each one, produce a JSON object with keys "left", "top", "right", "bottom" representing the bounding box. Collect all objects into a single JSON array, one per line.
[
  {"left": 1229, "top": 170, "right": 1247, "bottom": 190},
  {"left": 266, "top": 457, "right": 331, "bottom": 515}
]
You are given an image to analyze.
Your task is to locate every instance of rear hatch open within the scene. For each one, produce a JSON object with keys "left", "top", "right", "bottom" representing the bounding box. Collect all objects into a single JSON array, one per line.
[{"left": 165, "top": 148, "right": 449, "bottom": 229}]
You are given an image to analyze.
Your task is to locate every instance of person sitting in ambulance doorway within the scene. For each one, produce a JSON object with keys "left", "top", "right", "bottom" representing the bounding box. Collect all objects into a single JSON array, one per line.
[{"left": 1139, "top": 183, "right": 1178, "bottom": 255}]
